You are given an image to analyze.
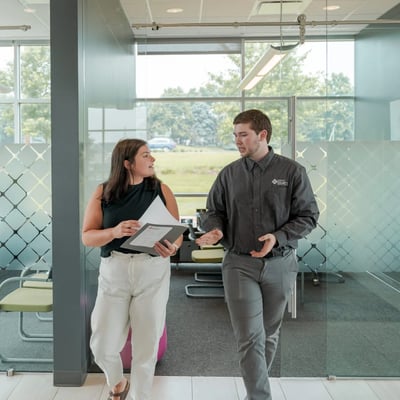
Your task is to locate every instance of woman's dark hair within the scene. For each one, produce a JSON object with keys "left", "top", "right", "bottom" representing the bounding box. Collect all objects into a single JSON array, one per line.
[
  {"left": 233, "top": 109, "right": 272, "bottom": 143},
  {"left": 102, "top": 138, "right": 160, "bottom": 203}
]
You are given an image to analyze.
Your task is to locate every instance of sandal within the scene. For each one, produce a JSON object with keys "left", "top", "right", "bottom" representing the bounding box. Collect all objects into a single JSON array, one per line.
[{"left": 107, "top": 380, "right": 130, "bottom": 400}]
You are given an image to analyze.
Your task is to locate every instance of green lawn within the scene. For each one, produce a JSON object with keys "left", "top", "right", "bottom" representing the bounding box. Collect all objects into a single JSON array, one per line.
[{"left": 152, "top": 149, "right": 239, "bottom": 216}]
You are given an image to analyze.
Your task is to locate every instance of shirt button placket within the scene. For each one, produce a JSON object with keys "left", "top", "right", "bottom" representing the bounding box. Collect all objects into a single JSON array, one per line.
[{"left": 253, "top": 165, "right": 262, "bottom": 237}]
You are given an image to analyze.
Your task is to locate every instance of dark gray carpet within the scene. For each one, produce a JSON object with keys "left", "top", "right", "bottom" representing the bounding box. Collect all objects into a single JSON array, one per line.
[
  {"left": 155, "top": 269, "right": 240, "bottom": 376},
  {"left": 280, "top": 270, "right": 400, "bottom": 377},
  {"left": 155, "top": 269, "right": 400, "bottom": 377},
  {"left": 1, "top": 269, "right": 400, "bottom": 377}
]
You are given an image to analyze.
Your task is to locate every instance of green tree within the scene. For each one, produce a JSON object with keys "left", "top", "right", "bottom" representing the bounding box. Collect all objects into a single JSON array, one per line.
[
  {"left": 0, "top": 45, "right": 50, "bottom": 143},
  {"left": 296, "top": 73, "right": 354, "bottom": 142},
  {"left": 191, "top": 103, "right": 218, "bottom": 146},
  {"left": 146, "top": 42, "right": 354, "bottom": 146},
  {"left": 147, "top": 88, "right": 193, "bottom": 143},
  {"left": 21, "top": 46, "right": 51, "bottom": 98}
]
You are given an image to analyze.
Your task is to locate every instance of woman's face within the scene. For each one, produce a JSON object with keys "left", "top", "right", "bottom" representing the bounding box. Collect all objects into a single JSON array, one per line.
[{"left": 126, "top": 144, "right": 156, "bottom": 183}]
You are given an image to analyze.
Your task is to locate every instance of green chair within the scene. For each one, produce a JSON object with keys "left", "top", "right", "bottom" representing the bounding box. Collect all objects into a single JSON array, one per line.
[
  {"left": 0, "top": 265, "right": 53, "bottom": 363},
  {"left": 185, "top": 245, "right": 225, "bottom": 298}
]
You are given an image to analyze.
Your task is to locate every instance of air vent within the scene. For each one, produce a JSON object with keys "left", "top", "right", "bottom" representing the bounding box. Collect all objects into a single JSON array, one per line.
[{"left": 255, "top": 0, "right": 311, "bottom": 15}]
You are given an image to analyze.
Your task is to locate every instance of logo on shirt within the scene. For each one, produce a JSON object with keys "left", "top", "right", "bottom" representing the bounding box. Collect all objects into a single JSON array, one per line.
[{"left": 272, "top": 178, "right": 288, "bottom": 186}]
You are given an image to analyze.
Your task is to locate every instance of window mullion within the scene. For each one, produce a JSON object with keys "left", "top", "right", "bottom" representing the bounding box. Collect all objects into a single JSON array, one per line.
[{"left": 14, "top": 44, "right": 21, "bottom": 143}]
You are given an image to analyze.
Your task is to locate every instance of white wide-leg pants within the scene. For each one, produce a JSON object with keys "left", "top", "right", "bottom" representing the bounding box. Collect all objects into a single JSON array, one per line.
[{"left": 90, "top": 251, "right": 170, "bottom": 400}]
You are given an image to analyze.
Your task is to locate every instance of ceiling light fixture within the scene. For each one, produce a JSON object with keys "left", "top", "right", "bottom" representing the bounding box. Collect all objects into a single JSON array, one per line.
[
  {"left": 238, "top": 8, "right": 305, "bottom": 91},
  {"left": 166, "top": 8, "right": 183, "bottom": 14},
  {"left": 238, "top": 43, "right": 298, "bottom": 90},
  {"left": 323, "top": 5, "right": 340, "bottom": 11},
  {"left": 256, "top": 0, "right": 312, "bottom": 15}
]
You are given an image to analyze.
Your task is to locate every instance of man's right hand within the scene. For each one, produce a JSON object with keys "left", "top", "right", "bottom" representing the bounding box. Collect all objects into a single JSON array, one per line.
[{"left": 195, "top": 228, "right": 223, "bottom": 246}]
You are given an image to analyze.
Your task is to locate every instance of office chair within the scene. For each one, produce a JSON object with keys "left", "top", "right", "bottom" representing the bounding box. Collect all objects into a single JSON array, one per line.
[
  {"left": 185, "top": 245, "right": 225, "bottom": 298},
  {"left": 0, "top": 264, "right": 53, "bottom": 363},
  {"left": 181, "top": 222, "right": 224, "bottom": 298}
]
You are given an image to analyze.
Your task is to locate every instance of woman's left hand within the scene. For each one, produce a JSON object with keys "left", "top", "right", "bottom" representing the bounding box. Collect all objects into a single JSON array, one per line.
[{"left": 154, "top": 240, "right": 179, "bottom": 258}]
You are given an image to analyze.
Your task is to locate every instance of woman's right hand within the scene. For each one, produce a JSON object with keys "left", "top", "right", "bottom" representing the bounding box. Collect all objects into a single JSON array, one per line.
[{"left": 112, "top": 220, "right": 141, "bottom": 239}]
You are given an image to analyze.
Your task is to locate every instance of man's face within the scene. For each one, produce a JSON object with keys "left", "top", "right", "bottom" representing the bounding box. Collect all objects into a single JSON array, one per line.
[{"left": 233, "top": 122, "right": 267, "bottom": 160}]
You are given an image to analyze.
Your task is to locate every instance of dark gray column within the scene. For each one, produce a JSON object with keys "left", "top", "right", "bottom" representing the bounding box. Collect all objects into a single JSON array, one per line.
[
  {"left": 50, "top": 0, "right": 134, "bottom": 386},
  {"left": 51, "top": 0, "right": 88, "bottom": 386}
]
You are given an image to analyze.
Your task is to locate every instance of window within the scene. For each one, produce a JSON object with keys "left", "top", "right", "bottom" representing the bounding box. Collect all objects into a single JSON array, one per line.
[
  {"left": 85, "top": 39, "right": 355, "bottom": 216},
  {"left": 0, "top": 43, "right": 52, "bottom": 269},
  {"left": 0, "top": 43, "right": 50, "bottom": 144}
]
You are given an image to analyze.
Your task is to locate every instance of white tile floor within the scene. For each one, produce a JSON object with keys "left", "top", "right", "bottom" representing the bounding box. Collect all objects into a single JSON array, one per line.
[{"left": 1, "top": 373, "right": 400, "bottom": 400}]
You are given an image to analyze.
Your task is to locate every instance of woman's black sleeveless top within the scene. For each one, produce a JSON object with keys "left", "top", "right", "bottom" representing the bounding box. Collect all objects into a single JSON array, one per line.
[{"left": 100, "top": 180, "right": 165, "bottom": 257}]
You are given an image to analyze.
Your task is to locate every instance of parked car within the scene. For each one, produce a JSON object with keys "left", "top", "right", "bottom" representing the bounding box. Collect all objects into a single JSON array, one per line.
[{"left": 147, "top": 137, "right": 176, "bottom": 151}]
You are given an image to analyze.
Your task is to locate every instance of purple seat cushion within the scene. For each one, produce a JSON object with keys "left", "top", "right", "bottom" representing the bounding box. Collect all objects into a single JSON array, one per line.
[{"left": 120, "top": 325, "right": 167, "bottom": 369}]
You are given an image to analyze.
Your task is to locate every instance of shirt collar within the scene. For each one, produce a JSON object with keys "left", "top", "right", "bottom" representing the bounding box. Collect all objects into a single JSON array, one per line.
[{"left": 244, "top": 146, "right": 274, "bottom": 171}]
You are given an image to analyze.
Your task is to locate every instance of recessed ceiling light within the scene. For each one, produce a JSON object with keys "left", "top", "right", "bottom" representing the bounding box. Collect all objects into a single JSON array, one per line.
[
  {"left": 24, "top": 7, "right": 36, "bottom": 13},
  {"left": 167, "top": 8, "right": 183, "bottom": 14},
  {"left": 323, "top": 5, "right": 340, "bottom": 11}
]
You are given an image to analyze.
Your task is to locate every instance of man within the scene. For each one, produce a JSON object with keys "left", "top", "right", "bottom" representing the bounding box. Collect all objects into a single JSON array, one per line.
[{"left": 196, "top": 109, "right": 319, "bottom": 400}]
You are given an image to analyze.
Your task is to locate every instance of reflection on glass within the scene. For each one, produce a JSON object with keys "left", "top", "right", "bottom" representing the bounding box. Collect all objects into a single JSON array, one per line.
[
  {"left": 0, "top": 46, "right": 14, "bottom": 99},
  {"left": 81, "top": 33, "right": 400, "bottom": 379},
  {"left": 20, "top": 45, "right": 51, "bottom": 100},
  {"left": 136, "top": 53, "right": 240, "bottom": 98},
  {"left": 21, "top": 103, "right": 51, "bottom": 144},
  {"left": 0, "top": 104, "right": 14, "bottom": 144},
  {"left": 297, "top": 99, "right": 354, "bottom": 142},
  {"left": 244, "top": 40, "right": 354, "bottom": 97},
  {"left": 245, "top": 100, "right": 289, "bottom": 152}
]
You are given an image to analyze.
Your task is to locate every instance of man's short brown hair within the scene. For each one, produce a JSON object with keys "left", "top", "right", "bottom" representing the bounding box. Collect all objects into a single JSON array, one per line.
[{"left": 233, "top": 109, "right": 272, "bottom": 143}]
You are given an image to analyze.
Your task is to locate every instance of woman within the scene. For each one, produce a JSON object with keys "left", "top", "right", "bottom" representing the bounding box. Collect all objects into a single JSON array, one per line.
[{"left": 82, "top": 139, "right": 182, "bottom": 400}]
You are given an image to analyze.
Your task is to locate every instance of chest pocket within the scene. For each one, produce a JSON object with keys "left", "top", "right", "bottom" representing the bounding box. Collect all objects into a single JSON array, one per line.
[{"left": 264, "top": 179, "right": 291, "bottom": 218}]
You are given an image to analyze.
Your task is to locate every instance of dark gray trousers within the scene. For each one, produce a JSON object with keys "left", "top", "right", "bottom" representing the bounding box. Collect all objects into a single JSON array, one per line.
[{"left": 222, "top": 250, "right": 298, "bottom": 400}]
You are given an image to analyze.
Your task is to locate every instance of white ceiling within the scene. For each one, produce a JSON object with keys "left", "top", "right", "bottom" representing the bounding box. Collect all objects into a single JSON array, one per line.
[
  {"left": 0, "top": 0, "right": 50, "bottom": 40},
  {"left": 123, "top": 0, "right": 400, "bottom": 39},
  {"left": 0, "top": 0, "right": 399, "bottom": 41}
]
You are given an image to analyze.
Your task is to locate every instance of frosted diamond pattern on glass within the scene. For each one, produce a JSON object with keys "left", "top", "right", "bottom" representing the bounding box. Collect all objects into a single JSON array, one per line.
[{"left": 0, "top": 144, "right": 52, "bottom": 270}]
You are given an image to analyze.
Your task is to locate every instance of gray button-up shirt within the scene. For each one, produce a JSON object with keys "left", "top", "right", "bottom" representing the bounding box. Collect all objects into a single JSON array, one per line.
[{"left": 201, "top": 147, "right": 319, "bottom": 254}]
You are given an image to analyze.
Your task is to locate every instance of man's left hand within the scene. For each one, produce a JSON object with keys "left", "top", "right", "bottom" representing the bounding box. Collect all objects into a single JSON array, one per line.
[{"left": 250, "top": 233, "right": 277, "bottom": 258}]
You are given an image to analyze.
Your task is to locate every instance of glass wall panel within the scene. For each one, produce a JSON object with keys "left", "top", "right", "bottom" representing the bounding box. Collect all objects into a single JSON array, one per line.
[
  {"left": 0, "top": 46, "right": 14, "bottom": 145},
  {"left": 0, "top": 143, "right": 52, "bottom": 271},
  {"left": 21, "top": 103, "right": 51, "bottom": 144},
  {"left": 144, "top": 99, "right": 240, "bottom": 216},
  {"left": 0, "top": 44, "right": 51, "bottom": 272},
  {"left": 20, "top": 45, "right": 51, "bottom": 100},
  {"left": 322, "top": 23, "right": 400, "bottom": 378},
  {"left": 82, "top": 21, "right": 399, "bottom": 380},
  {"left": 0, "top": 103, "right": 14, "bottom": 144},
  {"left": 0, "top": 44, "right": 51, "bottom": 145},
  {"left": 86, "top": 101, "right": 241, "bottom": 217},
  {"left": 240, "top": 37, "right": 396, "bottom": 379},
  {"left": 297, "top": 98, "right": 354, "bottom": 141},
  {"left": 0, "top": 42, "right": 52, "bottom": 373},
  {"left": 136, "top": 52, "right": 241, "bottom": 98},
  {"left": 0, "top": 46, "right": 14, "bottom": 99},
  {"left": 243, "top": 41, "right": 354, "bottom": 98},
  {"left": 243, "top": 99, "right": 290, "bottom": 152},
  {"left": 325, "top": 140, "right": 400, "bottom": 377}
]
